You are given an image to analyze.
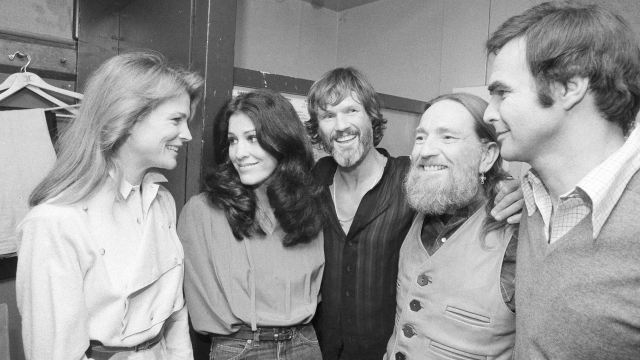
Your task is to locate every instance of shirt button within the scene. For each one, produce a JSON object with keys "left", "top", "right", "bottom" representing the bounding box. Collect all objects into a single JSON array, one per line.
[
  {"left": 402, "top": 324, "right": 416, "bottom": 338},
  {"left": 410, "top": 300, "right": 421, "bottom": 312},
  {"left": 441, "top": 237, "right": 447, "bottom": 243},
  {"left": 168, "top": 222, "right": 172, "bottom": 228},
  {"left": 396, "top": 352, "right": 406, "bottom": 360},
  {"left": 82, "top": 205, "right": 88, "bottom": 211},
  {"left": 100, "top": 248, "right": 105, "bottom": 255},
  {"left": 136, "top": 218, "right": 141, "bottom": 224},
  {"left": 345, "top": 291, "right": 351, "bottom": 297},
  {"left": 346, "top": 265, "right": 351, "bottom": 272},
  {"left": 348, "top": 241, "right": 353, "bottom": 246},
  {"left": 150, "top": 314, "right": 154, "bottom": 321},
  {"left": 417, "top": 274, "right": 432, "bottom": 286}
]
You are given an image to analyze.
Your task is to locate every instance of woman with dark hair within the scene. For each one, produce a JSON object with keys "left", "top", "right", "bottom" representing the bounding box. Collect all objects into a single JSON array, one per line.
[
  {"left": 178, "top": 89, "right": 325, "bottom": 359},
  {"left": 16, "top": 52, "right": 204, "bottom": 359}
]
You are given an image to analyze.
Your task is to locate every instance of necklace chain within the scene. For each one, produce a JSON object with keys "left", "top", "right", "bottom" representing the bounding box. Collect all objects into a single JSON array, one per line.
[{"left": 332, "top": 163, "right": 384, "bottom": 223}]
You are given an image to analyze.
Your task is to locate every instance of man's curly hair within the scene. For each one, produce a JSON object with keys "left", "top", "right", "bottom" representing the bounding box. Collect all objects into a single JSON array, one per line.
[{"left": 306, "top": 67, "right": 387, "bottom": 151}]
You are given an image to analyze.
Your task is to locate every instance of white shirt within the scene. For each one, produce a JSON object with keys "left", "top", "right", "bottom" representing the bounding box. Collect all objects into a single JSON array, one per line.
[{"left": 16, "top": 172, "right": 193, "bottom": 360}]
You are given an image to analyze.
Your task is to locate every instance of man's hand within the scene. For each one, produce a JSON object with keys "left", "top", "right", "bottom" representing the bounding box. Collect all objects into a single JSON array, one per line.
[{"left": 491, "top": 178, "right": 524, "bottom": 224}]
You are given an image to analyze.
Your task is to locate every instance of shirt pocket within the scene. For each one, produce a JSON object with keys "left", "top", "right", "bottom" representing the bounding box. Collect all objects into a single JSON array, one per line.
[{"left": 121, "top": 264, "right": 184, "bottom": 338}]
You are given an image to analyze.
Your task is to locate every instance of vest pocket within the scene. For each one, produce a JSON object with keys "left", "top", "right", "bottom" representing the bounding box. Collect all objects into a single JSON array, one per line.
[
  {"left": 428, "top": 340, "right": 487, "bottom": 360},
  {"left": 445, "top": 306, "right": 490, "bottom": 328}
]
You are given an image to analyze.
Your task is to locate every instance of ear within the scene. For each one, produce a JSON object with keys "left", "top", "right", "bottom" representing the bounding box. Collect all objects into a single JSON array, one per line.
[
  {"left": 479, "top": 142, "right": 500, "bottom": 174},
  {"left": 557, "top": 76, "right": 589, "bottom": 111}
]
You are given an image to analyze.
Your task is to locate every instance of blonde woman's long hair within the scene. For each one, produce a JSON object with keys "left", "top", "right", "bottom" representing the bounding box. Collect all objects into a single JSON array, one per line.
[{"left": 29, "top": 51, "right": 204, "bottom": 206}]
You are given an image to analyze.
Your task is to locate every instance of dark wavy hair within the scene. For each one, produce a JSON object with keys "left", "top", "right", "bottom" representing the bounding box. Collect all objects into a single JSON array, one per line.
[
  {"left": 486, "top": 1, "right": 640, "bottom": 135},
  {"left": 306, "top": 67, "right": 387, "bottom": 151},
  {"left": 205, "top": 89, "right": 325, "bottom": 246},
  {"left": 425, "top": 93, "right": 511, "bottom": 239}
]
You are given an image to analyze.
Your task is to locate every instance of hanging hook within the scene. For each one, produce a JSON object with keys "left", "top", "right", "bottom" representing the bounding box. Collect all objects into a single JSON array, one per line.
[{"left": 8, "top": 51, "right": 31, "bottom": 72}]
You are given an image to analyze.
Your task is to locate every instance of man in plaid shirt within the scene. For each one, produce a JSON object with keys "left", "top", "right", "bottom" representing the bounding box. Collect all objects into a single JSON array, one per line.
[{"left": 484, "top": 2, "right": 640, "bottom": 358}]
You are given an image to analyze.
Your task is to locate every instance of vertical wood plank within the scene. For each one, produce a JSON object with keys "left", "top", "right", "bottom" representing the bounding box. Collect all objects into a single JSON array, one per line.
[{"left": 76, "top": 0, "right": 119, "bottom": 91}]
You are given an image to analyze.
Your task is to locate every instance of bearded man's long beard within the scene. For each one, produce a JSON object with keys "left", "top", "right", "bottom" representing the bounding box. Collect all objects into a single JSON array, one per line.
[{"left": 404, "top": 163, "right": 481, "bottom": 215}]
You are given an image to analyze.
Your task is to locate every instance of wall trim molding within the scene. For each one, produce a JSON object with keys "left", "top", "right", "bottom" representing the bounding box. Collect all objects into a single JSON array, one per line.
[
  {"left": 0, "top": 28, "right": 76, "bottom": 49},
  {"left": 234, "top": 67, "right": 427, "bottom": 114}
]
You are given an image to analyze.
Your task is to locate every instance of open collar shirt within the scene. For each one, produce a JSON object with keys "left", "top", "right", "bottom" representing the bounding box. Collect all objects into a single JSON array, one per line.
[
  {"left": 178, "top": 193, "right": 324, "bottom": 335},
  {"left": 313, "top": 149, "right": 415, "bottom": 359},
  {"left": 523, "top": 126, "right": 640, "bottom": 243}
]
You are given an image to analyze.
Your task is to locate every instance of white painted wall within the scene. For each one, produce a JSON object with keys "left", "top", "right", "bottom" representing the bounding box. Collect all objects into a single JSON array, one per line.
[
  {"left": 233, "top": 0, "right": 640, "bottom": 157},
  {"left": 234, "top": 0, "right": 338, "bottom": 81},
  {"left": 336, "top": 0, "right": 443, "bottom": 101}
]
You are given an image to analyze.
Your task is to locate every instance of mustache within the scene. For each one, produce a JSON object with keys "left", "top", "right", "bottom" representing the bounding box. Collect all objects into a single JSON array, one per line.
[
  {"left": 413, "top": 157, "right": 448, "bottom": 168},
  {"left": 331, "top": 128, "right": 360, "bottom": 142}
]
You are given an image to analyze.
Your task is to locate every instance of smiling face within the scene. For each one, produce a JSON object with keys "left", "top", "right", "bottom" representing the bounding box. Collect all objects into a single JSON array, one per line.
[
  {"left": 228, "top": 112, "right": 278, "bottom": 187},
  {"left": 119, "top": 91, "right": 192, "bottom": 174},
  {"left": 316, "top": 92, "right": 373, "bottom": 168},
  {"left": 406, "top": 100, "right": 490, "bottom": 214},
  {"left": 484, "top": 37, "right": 561, "bottom": 163}
]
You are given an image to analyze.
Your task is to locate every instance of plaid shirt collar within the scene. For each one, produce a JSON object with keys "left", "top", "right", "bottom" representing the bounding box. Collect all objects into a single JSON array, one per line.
[{"left": 523, "top": 126, "right": 640, "bottom": 239}]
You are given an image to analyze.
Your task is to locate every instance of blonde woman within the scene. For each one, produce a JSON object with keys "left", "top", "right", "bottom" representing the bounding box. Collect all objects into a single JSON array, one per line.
[{"left": 16, "top": 52, "right": 203, "bottom": 360}]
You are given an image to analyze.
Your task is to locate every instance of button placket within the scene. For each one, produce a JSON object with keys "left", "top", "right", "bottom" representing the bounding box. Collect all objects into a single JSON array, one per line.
[{"left": 342, "top": 238, "right": 358, "bottom": 329}]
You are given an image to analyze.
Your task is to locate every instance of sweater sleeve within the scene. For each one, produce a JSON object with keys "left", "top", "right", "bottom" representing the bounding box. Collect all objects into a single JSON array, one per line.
[{"left": 16, "top": 209, "right": 91, "bottom": 360}]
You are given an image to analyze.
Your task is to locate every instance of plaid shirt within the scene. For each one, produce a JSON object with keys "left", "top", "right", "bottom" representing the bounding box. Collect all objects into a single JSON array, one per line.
[{"left": 523, "top": 126, "right": 640, "bottom": 243}]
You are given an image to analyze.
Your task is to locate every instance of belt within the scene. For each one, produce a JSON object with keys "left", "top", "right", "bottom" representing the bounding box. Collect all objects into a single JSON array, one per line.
[
  {"left": 86, "top": 329, "right": 163, "bottom": 359},
  {"left": 224, "top": 326, "right": 295, "bottom": 342}
]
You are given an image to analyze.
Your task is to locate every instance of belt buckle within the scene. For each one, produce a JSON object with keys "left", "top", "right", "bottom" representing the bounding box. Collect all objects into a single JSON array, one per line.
[
  {"left": 273, "top": 328, "right": 293, "bottom": 341},
  {"left": 134, "top": 339, "right": 150, "bottom": 352}
]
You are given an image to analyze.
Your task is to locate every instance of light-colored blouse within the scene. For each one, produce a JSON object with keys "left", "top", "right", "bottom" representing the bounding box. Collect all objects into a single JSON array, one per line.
[
  {"left": 178, "top": 193, "right": 324, "bottom": 335},
  {"left": 16, "top": 173, "right": 192, "bottom": 360}
]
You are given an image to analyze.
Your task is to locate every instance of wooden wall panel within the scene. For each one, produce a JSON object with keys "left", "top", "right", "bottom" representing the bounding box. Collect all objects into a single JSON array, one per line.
[
  {"left": 188, "top": 0, "right": 238, "bottom": 209},
  {"left": 0, "top": 39, "right": 76, "bottom": 79},
  {"left": 0, "top": 0, "right": 74, "bottom": 42},
  {"left": 117, "top": 0, "right": 194, "bottom": 213},
  {"left": 76, "top": 0, "right": 119, "bottom": 91}
]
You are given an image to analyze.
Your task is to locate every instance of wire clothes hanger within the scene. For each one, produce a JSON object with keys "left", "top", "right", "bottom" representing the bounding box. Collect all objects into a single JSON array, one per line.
[{"left": 0, "top": 51, "right": 83, "bottom": 115}]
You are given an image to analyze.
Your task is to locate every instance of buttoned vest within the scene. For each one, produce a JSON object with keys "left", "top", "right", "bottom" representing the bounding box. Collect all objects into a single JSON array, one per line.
[{"left": 386, "top": 206, "right": 515, "bottom": 360}]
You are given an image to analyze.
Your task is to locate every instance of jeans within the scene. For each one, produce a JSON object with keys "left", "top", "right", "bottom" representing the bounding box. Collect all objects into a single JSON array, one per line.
[{"left": 209, "top": 324, "right": 322, "bottom": 360}]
